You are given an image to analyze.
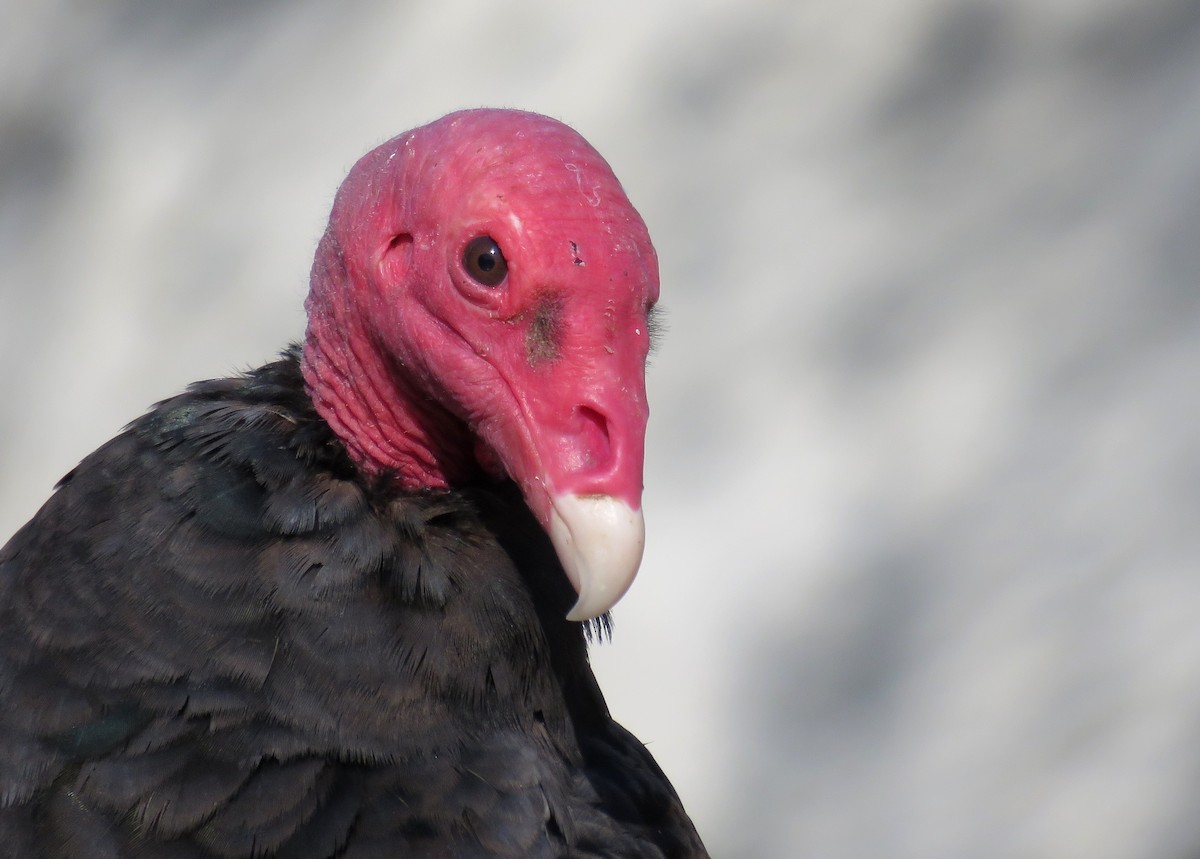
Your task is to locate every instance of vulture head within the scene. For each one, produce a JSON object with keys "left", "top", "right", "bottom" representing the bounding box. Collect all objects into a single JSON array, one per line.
[{"left": 302, "top": 109, "right": 659, "bottom": 621}]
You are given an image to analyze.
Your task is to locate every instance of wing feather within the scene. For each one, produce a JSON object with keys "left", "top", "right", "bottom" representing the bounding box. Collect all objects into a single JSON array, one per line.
[{"left": 0, "top": 351, "right": 708, "bottom": 856}]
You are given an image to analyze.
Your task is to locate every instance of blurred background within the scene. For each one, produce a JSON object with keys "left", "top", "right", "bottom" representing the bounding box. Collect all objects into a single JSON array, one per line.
[{"left": 3, "top": 1, "right": 1200, "bottom": 856}]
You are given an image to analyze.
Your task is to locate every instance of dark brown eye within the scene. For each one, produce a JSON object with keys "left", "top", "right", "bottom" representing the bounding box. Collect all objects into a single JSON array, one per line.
[{"left": 462, "top": 235, "right": 508, "bottom": 286}]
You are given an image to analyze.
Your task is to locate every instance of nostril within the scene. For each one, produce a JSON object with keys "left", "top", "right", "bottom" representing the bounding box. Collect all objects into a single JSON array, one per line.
[
  {"left": 572, "top": 406, "right": 611, "bottom": 473},
  {"left": 576, "top": 405, "right": 608, "bottom": 439},
  {"left": 552, "top": 402, "right": 644, "bottom": 504}
]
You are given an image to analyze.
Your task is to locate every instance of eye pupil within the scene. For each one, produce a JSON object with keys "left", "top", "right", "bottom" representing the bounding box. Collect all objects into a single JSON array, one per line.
[{"left": 463, "top": 236, "right": 508, "bottom": 286}]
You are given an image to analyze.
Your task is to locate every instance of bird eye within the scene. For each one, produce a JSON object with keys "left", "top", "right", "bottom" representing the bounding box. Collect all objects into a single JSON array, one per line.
[{"left": 462, "top": 236, "right": 508, "bottom": 286}]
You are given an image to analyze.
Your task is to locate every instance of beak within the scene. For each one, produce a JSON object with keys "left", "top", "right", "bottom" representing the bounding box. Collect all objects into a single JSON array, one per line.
[{"left": 548, "top": 493, "right": 645, "bottom": 620}]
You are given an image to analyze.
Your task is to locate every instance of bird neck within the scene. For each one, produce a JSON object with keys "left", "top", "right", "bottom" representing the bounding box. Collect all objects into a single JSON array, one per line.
[{"left": 300, "top": 309, "right": 479, "bottom": 492}]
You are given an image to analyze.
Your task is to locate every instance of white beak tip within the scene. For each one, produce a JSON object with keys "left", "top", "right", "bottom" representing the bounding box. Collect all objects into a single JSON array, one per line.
[{"left": 547, "top": 494, "right": 645, "bottom": 621}]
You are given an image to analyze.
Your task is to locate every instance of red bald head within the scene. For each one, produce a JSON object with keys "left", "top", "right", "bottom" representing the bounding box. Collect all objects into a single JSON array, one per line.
[{"left": 302, "top": 109, "right": 659, "bottom": 618}]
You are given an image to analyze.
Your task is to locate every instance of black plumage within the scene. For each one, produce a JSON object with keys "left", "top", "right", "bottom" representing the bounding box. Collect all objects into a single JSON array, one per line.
[{"left": 0, "top": 349, "right": 707, "bottom": 857}]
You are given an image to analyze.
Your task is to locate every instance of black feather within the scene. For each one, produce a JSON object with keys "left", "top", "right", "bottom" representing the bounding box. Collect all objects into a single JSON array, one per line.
[{"left": 0, "top": 347, "right": 707, "bottom": 857}]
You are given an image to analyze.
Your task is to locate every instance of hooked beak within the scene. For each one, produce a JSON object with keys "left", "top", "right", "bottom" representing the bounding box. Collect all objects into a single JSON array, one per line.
[{"left": 548, "top": 493, "right": 645, "bottom": 621}]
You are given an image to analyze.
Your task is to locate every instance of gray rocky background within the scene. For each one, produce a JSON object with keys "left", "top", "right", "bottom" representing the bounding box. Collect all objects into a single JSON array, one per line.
[{"left": 3, "top": 1, "right": 1200, "bottom": 856}]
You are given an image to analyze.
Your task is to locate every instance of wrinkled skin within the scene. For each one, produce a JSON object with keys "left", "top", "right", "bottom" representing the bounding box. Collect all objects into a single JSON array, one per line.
[{"left": 304, "top": 110, "right": 660, "bottom": 617}]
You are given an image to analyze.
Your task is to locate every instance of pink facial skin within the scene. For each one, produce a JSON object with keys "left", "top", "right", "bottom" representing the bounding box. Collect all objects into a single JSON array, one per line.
[{"left": 302, "top": 109, "right": 659, "bottom": 618}]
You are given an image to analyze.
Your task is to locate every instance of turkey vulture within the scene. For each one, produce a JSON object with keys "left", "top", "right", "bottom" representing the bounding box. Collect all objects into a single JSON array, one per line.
[{"left": 0, "top": 109, "right": 707, "bottom": 857}]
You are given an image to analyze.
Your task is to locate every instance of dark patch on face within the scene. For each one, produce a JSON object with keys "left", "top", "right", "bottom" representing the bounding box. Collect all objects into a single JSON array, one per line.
[
  {"left": 570, "top": 241, "right": 585, "bottom": 266},
  {"left": 525, "top": 294, "right": 563, "bottom": 367}
]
